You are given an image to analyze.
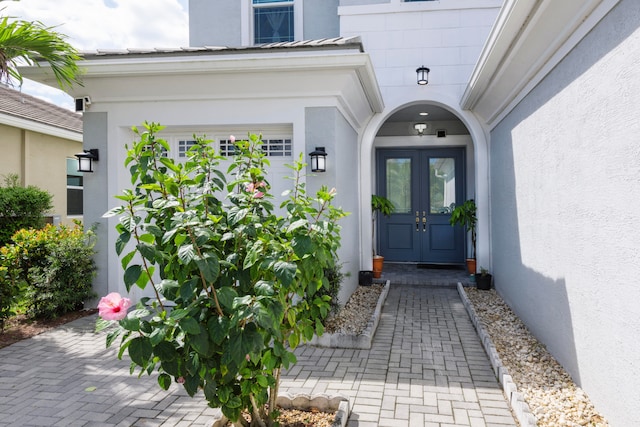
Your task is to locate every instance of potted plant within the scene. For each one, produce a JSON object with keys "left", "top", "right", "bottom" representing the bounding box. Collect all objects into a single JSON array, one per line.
[
  {"left": 475, "top": 267, "right": 492, "bottom": 290},
  {"left": 371, "top": 194, "right": 395, "bottom": 278},
  {"left": 449, "top": 199, "right": 477, "bottom": 274}
]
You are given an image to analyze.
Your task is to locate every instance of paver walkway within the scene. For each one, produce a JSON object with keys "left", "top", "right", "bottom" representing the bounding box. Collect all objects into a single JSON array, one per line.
[{"left": 0, "top": 282, "right": 516, "bottom": 426}]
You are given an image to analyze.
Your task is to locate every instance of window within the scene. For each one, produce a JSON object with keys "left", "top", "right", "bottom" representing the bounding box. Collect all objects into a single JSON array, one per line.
[
  {"left": 178, "top": 139, "right": 197, "bottom": 158},
  {"left": 219, "top": 139, "right": 237, "bottom": 157},
  {"left": 66, "top": 158, "right": 83, "bottom": 216},
  {"left": 253, "top": 0, "right": 294, "bottom": 44},
  {"left": 219, "top": 137, "right": 292, "bottom": 157},
  {"left": 260, "top": 139, "right": 292, "bottom": 157},
  {"left": 143, "top": 144, "right": 169, "bottom": 157}
]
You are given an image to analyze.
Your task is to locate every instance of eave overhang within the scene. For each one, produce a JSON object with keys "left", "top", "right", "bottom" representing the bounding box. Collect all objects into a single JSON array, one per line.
[
  {"left": 20, "top": 37, "right": 384, "bottom": 120},
  {"left": 460, "top": 0, "right": 621, "bottom": 129}
]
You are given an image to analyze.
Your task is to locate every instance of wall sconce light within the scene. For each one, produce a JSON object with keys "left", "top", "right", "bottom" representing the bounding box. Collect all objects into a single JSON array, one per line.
[
  {"left": 416, "top": 66, "right": 430, "bottom": 85},
  {"left": 414, "top": 123, "right": 428, "bottom": 136},
  {"left": 309, "top": 147, "right": 327, "bottom": 172},
  {"left": 75, "top": 149, "right": 99, "bottom": 173}
]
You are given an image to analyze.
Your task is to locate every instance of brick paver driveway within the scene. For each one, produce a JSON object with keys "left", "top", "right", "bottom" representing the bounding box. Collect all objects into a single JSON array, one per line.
[{"left": 0, "top": 285, "right": 515, "bottom": 426}]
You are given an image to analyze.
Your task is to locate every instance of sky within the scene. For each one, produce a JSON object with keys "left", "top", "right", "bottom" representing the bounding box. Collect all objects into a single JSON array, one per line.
[{"left": 2, "top": 0, "right": 190, "bottom": 110}]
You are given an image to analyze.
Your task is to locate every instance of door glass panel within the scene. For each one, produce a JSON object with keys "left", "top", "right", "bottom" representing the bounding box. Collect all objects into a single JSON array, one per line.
[
  {"left": 386, "top": 158, "right": 411, "bottom": 214},
  {"left": 429, "top": 157, "right": 456, "bottom": 214}
]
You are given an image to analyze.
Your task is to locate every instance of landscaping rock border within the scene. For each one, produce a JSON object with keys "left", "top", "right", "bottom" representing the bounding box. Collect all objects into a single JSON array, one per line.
[
  {"left": 457, "top": 283, "right": 537, "bottom": 427},
  {"left": 309, "top": 280, "right": 390, "bottom": 349}
]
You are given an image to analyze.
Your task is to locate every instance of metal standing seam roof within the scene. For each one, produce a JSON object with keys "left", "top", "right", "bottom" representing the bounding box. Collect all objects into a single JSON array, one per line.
[
  {"left": 0, "top": 84, "right": 82, "bottom": 134},
  {"left": 80, "top": 36, "right": 365, "bottom": 59}
]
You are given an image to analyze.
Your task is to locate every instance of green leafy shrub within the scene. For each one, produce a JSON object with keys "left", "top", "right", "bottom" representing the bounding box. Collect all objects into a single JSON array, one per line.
[
  {"left": 97, "top": 122, "right": 346, "bottom": 426},
  {"left": 322, "top": 263, "right": 346, "bottom": 315},
  {"left": 0, "top": 248, "right": 24, "bottom": 330},
  {"left": 0, "top": 174, "right": 53, "bottom": 247},
  {"left": 1, "top": 224, "right": 97, "bottom": 319}
]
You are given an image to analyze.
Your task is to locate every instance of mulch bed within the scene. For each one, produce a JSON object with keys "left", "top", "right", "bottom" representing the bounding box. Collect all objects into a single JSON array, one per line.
[{"left": 0, "top": 309, "right": 98, "bottom": 349}]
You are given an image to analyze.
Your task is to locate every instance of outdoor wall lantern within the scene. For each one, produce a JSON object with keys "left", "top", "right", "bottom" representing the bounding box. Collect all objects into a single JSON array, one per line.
[
  {"left": 309, "top": 147, "right": 327, "bottom": 172},
  {"left": 75, "top": 149, "right": 99, "bottom": 173},
  {"left": 416, "top": 66, "right": 430, "bottom": 85},
  {"left": 414, "top": 123, "right": 428, "bottom": 136}
]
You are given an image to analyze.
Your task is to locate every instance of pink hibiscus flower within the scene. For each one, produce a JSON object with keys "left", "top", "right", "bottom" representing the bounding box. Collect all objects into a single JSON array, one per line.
[
  {"left": 245, "top": 181, "right": 266, "bottom": 198},
  {"left": 98, "top": 292, "right": 132, "bottom": 321}
]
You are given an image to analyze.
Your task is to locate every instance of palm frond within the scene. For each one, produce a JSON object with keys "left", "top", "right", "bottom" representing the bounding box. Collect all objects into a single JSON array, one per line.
[{"left": 0, "top": 15, "right": 83, "bottom": 89}]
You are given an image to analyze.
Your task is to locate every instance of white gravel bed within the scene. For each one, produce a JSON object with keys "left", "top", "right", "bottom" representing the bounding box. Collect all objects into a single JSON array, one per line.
[
  {"left": 463, "top": 287, "right": 609, "bottom": 427},
  {"left": 323, "top": 284, "right": 384, "bottom": 334}
]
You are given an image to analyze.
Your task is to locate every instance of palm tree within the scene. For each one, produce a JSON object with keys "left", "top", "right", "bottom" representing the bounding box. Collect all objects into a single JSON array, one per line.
[{"left": 0, "top": 13, "right": 82, "bottom": 89}]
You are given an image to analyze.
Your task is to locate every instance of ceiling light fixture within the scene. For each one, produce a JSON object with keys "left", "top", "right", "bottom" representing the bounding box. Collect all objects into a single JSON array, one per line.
[{"left": 414, "top": 123, "right": 427, "bottom": 136}]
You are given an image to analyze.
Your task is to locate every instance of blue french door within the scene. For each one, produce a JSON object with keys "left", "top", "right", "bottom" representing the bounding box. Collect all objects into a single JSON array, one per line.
[{"left": 376, "top": 148, "right": 465, "bottom": 264}]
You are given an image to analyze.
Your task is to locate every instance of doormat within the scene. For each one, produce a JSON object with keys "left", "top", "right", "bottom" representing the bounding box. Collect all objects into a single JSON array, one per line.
[{"left": 417, "top": 264, "right": 465, "bottom": 270}]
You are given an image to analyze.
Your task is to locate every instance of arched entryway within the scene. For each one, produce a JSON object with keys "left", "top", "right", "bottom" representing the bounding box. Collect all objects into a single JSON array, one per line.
[{"left": 359, "top": 95, "right": 490, "bottom": 272}]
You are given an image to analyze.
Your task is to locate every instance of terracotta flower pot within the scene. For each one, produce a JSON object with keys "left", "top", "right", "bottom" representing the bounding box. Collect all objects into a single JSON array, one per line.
[
  {"left": 372, "top": 255, "right": 384, "bottom": 278},
  {"left": 465, "top": 258, "right": 476, "bottom": 275}
]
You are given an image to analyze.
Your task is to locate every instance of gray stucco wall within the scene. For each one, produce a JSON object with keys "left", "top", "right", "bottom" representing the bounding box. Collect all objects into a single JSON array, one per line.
[
  {"left": 489, "top": 1, "right": 640, "bottom": 425},
  {"left": 304, "top": 0, "right": 339, "bottom": 40},
  {"left": 189, "top": 0, "right": 241, "bottom": 46},
  {"left": 82, "top": 112, "right": 110, "bottom": 307},
  {"left": 305, "top": 107, "right": 359, "bottom": 305},
  {"left": 189, "top": 0, "right": 339, "bottom": 45}
]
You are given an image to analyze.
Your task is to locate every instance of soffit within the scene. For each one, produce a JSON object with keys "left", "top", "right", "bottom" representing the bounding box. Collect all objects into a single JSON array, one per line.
[{"left": 460, "top": 0, "right": 620, "bottom": 129}]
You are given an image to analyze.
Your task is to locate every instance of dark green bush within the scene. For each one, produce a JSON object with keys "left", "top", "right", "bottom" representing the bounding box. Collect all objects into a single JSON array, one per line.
[
  {"left": 0, "top": 174, "right": 53, "bottom": 247},
  {"left": 322, "top": 263, "right": 346, "bottom": 315},
  {"left": 0, "top": 252, "right": 24, "bottom": 331},
  {"left": 0, "top": 224, "right": 97, "bottom": 320}
]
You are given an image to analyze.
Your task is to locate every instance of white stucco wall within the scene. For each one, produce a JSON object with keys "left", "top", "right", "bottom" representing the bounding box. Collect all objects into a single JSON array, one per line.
[
  {"left": 339, "top": 0, "right": 501, "bottom": 104},
  {"left": 489, "top": 1, "right": 640, "bottom": 424}
]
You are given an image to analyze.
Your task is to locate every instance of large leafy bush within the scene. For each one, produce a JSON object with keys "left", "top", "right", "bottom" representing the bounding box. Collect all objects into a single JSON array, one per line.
[
  {"left": 98, "top": 122, "right": 346, "bottom": 426},
  {"left": 0, "top": 224, "right": 97, "bottom": 321},
  {"left": 0, "top": 174, "right": 53, "bottom": 247}
]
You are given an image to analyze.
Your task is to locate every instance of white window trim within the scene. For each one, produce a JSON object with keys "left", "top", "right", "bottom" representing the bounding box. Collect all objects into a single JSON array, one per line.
[{"left": 241, "top": 0, "right": 303, "bottom": 46}]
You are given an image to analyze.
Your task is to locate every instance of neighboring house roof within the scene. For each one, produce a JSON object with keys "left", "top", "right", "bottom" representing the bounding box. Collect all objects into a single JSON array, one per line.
[
  {"left": 0, "top": 84, "right": 82, "bottom": 135},
  {"left": 79, "top": 37, "right": 364, "bottom": 59}
]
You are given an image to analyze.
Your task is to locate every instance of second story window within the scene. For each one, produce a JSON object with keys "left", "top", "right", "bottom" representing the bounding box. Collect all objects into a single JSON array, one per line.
[{"left": 253, "top": 0, "right": 294, "bottom": 44}]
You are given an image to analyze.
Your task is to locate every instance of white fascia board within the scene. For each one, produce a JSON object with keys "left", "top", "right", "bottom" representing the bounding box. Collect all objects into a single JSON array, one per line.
[
  {"left": 461, "top": 0, "right": 621, "bottom": 129},
  {"left": 0, "top": 112, "right": 82, "bottom": 142},
  {"left": 82, "top": 50, "right": 369, "bottom": 77}
]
